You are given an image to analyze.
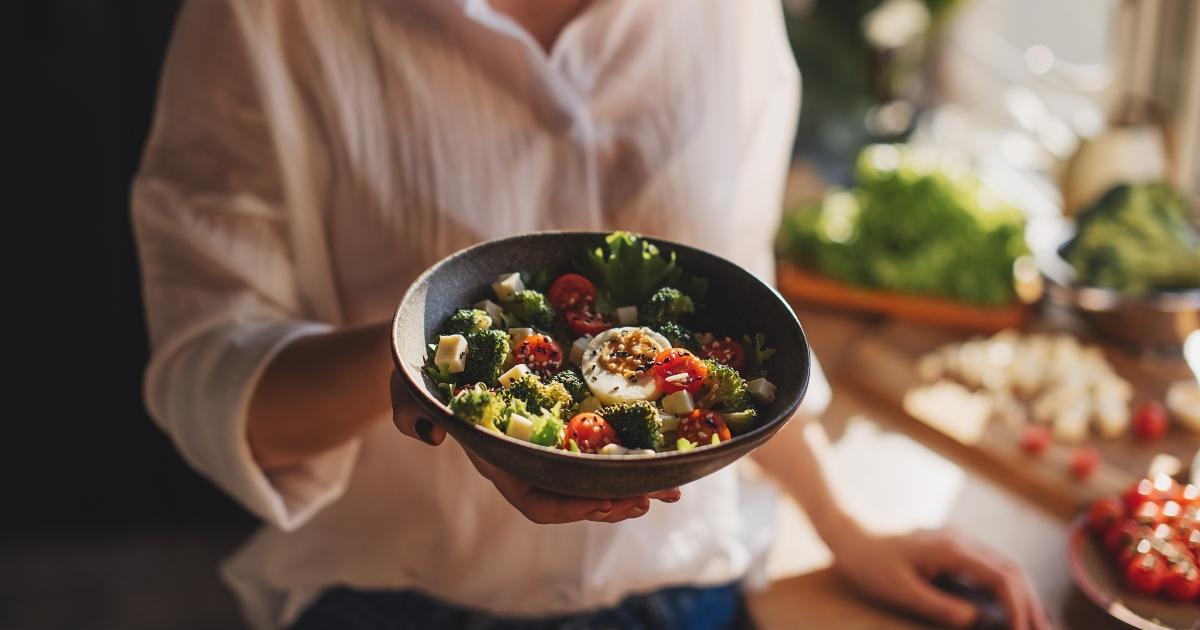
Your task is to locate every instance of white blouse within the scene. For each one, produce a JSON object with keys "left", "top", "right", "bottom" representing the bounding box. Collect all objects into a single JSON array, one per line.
[{"left": 131, "top": 0, "right": 831, "bottom": 628}]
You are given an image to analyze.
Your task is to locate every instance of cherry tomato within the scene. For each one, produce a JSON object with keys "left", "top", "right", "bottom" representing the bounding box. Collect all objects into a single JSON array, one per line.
[
  {"left": 564, "top": 412, "right": 619, "bottom": 454},
  {"left": 1069, "top": 446, "right": 1101, "bottom": 480},
  {"left": 1134, "top": 501, "right": 1165, "bottom": 526},
  {"left": 1088, "top": 496, "right": 1126, "bottom": 534},
  {"left": 677, "top": 409, "right": 732, "bottom": 447},
  {"left": 564, "top": 306, "right": 613, "bottom": 337},
  {"left": 1105, "top": 521, "right": 1147, "bottom": 553},
  {"left": 1018, "top": 425, "right": 1050, "bottom": 456},
  {"left": 1124, "top": 478, "right": 1161, "bottom": 512},
  {"left": 1133, "top": 401, "right": 1168, "bottom": 441},
  {"left": 651, "top": 348, "right": 708, "bottom": 395},
  {"left": 1124, "top": 552, "right": 1167, "bottom": 595},
  {"left": 1164, "top": 564, "right": 1200, "bottom": 602},
  {"left": 514, "top": 333, "right": 563, "bottom": 375},
  {"left": 547, "top": 274, "right": 596, "bottom": 311},
  {"left": 700, "top": 337, "right": 746, "bottom": 371}
]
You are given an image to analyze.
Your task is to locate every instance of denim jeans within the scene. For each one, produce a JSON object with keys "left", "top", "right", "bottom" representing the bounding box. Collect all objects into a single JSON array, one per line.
[{"left": 290, "top": 582, "right": 745, "bottom": 630}]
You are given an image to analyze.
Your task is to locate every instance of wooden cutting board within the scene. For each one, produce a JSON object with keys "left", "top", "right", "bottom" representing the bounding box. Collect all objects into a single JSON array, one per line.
[
  {"left": 777, "top": 261, "right": 1030, "bottom": 333},
  {"left": 838, "top": 321, "right": 1200, "bottom": 515}
]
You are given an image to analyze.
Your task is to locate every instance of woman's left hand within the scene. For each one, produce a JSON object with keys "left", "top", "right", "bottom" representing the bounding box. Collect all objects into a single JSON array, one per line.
[{"left": 828, "top": 525, "right": 1050, "bottom": 630}]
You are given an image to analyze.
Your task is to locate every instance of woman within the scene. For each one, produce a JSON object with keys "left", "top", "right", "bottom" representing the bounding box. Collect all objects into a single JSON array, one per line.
[{"left": 132, "top": 1, "right": 1048, "bottom": 628}]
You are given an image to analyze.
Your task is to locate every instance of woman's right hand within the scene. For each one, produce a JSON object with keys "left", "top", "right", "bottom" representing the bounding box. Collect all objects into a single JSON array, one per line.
[{"left": 390, "top": 370, "right": 680, "bottom": 524}]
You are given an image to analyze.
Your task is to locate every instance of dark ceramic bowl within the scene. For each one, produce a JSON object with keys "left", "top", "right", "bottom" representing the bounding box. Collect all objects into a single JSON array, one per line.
[{"left": 391, "top": 231, "right": 810, "bottom": 498}]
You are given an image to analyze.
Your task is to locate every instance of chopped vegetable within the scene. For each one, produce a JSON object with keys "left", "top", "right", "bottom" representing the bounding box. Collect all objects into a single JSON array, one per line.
[
  {"left": 503, "top": 372, "right": 574, "bottom": 414},
  {"left": 640, "top": 287, "right": 694, "bottom": 327},
  {"left": 654, "top": 321, "right": 697, "bottom": 351},
  {"left": 442, "top": 308, "right": 492, "bottom": 336},
  {"left": 577, "top": 231, "right": 705, "bottom": 307},
  {"left": 550, "top": 368, "right": 589, "bottom": 404},
  {"left": 460, "top": 329, "right": 510, "bottom": 386},
  {"left": 740, "top": 333, "right": 776, "bottom": 379},
  {"left": 601, "top": 401, "right": 663, "bottom": 450},
  {"left": 449, "top": 384, "right": 508, "bottom": 432},
  {"left": 506, "top": 289, "right": 555, "bottom": 330},
  {"left": 696, "top": 359, "right": 752, "bottom": 412}
]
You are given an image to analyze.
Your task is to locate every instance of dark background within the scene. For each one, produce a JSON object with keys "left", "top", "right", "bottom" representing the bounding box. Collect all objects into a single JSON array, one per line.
[{"left": 2, "top": 2, "right": 253, "bottom": 628}]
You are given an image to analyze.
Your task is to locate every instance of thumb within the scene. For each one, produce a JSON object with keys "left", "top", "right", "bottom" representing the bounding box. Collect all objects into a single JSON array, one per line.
[
  {"left": 390, "top": 370, "right": 446, "bottom": 446},
  {"left": 900, "top": 575, "right": 978, "bottom": 629}
]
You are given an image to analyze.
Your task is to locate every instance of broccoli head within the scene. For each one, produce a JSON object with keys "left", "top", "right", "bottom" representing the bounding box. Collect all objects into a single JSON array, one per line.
[
  {"left": 720, "top": 408, "right": 759, "bottom": 435},
  {"left": 442, "top": 308, "right": 492, "bottom": 336},
  {"left": 461, "top": 329, "right": 510, "bottom": 386},
  {"left": 601, "top": 401, "right": 663, "bottom": 450},
  {"left": 503, "top": 372, "right": 574, "bottom": 414},
  {"left": 654, "top": 321, "right": 697, "bottom": 351},
  {"left": 640, "top": 287, "right": 695, "bottom": 327},
  {"left": 550, "top": 368, "right": 589, "bottom": 404},
  {"left": 449, "top": 384, "right": 508, "bottom": 432},
  {"left": 697, "top": 359, "right": 751, "bottom": 412},
  {"left": 506, "top": 290, "right": 555, "bottom": 329}
]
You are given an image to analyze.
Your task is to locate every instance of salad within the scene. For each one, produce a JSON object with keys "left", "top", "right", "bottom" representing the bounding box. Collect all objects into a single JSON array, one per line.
[{"left": 423, "top": 232, "right": 778, "bottom": 456}]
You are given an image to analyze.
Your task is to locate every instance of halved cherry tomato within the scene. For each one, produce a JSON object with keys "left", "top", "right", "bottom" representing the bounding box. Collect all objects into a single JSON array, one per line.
[
  {"left": 1105, "top": 521, "right": 1147, "bottom": 553},
  {"left": 514, "top": 333, "right": 563, "bottom": 375},
  {"left": 1124, "top": 552, "right": 1167, "bottom": 595},
  {"left": 1124, "top": 478, "right": 1161, "bottom": 512},
  {"left": 652, "top": 348, "right": 708, "bottom": 394},
  {"left": 564, "top": 306, "right": 614, "bottom": 337},
  {"left": 564, "top": 412, "right": 619, "bottom": 454},
  {"left": 1069, "top": 446, "right": 1101, "bottom": 480},
  {"left": 1165, "top": 564, "right": 1200, "bottom": 601},
  {"left": 1133, "top": 401, "right": 1168, "bottom": 441},
  {"left": 700, "top": 337, "right": 746, "bottom": 371},
  {"left": 677, "top": 409, "right": 732, "bottom": 446},
  {"left": 1018, "top": 424, "right": 1050, "bottom": 456},
  {"left": 1089, "top": 496, "right": 1126, "bottom": 534},
  {"left": 547, "top": 274, "right": 597, "bottom": 311}
]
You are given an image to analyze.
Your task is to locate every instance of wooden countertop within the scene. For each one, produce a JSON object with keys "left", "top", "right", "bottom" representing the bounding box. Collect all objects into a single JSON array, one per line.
[{"left": 745, "top": 305, "right": 1194, "bottom": 629}]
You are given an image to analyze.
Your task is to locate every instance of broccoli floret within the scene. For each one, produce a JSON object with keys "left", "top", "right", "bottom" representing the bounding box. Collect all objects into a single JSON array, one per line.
[
  {"left": 449, "top": 384, "right": 508, "bottom": 432},
  {"left": 601, "top": 401, "right": 663, "bottom": 450},
  {"left": 654, "top": 321, "right": 697, "bottom": 351},
  {"left": 697, "top": 359, "right": 751, "bottom": 412},
  {"left": 461, "top": 329, "right": 510, "bottom": 386},
  {"left": 720, "top": 408, "right": 759, "bottom": 435},
  {"left": 550, "top": 368, "right": 589, "bottom": 403},
  {"left": 442, "top": 308, "right": 492, "bottom": 336},
  {"left": 506, "top": 290, "right": 555, "bottom": 329},
  {"left": 640, "top": 287, "right": 694, "bottom": 327},
  {"left": 503, "top": 372, "right": 574, "bottom": 413}
]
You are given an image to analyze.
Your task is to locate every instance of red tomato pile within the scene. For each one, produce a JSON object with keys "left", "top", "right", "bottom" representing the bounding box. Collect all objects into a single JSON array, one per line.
[{"left": 1087, "top": 474, "right": 1200, "bottom": 602}]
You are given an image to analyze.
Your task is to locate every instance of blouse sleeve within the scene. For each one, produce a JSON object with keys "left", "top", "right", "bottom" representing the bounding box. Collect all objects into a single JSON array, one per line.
[{"left": 131, "top": 0, "right": 357, "bottom": 531}]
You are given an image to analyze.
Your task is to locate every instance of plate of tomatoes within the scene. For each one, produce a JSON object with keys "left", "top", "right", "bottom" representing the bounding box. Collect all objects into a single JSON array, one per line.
[{"left": 1069, "top": 474, "right": 1200, "bottom": 630}]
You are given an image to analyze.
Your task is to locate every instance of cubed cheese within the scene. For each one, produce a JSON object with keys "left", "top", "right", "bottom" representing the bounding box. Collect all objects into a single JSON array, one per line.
[
  {"left": 474, "top": 299, "right": 505, "bottom": 323},
  {"left": 569, "top": 335, "right": 592, "bottom": 366},
  {"left": 661, "top": 390, "right": 695, "bottom": 416},
  {"left": 748, "top": 378, "right": 776, "bottom": 404},
  {"left": 509, "top": 328, "right": 534, "bottom": 346},
  {"left": 659, "top": 413, "right": 680, "bottom": 432},
  {"left": 598, "top": 443, "right": 630, "bottom": 456},
  {"left": 577, "top": 396, "right": 603, "bottom": 413},
  {"left": 497, "top": 363, "right": 530, "bottom": 388},
  {"left": 506, "top": 413, "right": 534, "bottom": 441},
  {"left": 434, "top": 334, "right": 468, "bottom": 373},
  {"left": 615, "top": 305, "right": 638, "bottom": 325},
  {"left": 491, "top": 273, "right": 525, "bottom": 302}
]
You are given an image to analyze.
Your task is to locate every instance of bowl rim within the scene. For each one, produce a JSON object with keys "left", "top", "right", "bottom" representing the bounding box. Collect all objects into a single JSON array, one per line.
[{"left": 390, "top": 230, "right": 810, "bottom": 462}]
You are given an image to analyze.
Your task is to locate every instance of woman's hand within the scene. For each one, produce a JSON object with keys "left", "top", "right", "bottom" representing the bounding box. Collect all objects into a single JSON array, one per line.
[
  {"left": 390, "top": 370, "right": 680, "bottom": 524},
  {"left": 827, "top": 524, "right": 1050, "bottom": 630}
]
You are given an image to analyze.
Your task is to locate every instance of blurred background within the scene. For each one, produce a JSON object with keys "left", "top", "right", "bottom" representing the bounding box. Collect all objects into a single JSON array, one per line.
[{"left": 2, "top": 1, "right": 1197, "bottom": 629}]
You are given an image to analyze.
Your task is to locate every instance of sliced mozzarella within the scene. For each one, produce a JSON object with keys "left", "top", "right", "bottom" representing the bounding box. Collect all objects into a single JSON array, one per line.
[
  {"left": 491, "top": 273, "right": 524, "bottom": 302},
  {"left": 581, "top": 327, "right": 670, "bottom": 405},
  {"left": 497, "top": 363, "right": 530, "bottom": 388},
  {"left": 615, "top": 305, "right": 638, "bottom": 326},
  {"left": 434, "top": 334, "right": 468, "bottom": 373},
  {"left": 569, "top": 335, "right": 593, "bottom": 366},
  {"left": 661, "top": 390, "right": 695, "bottom": 416},
  {"left": 748, "top": 378, "right": 776, "bottom": 404},
  {"left": 506, "top": 413, "right": 534, "bottom": 441},
  {"left": 474, "top": 299, "right": 505, "bottom": 322}
]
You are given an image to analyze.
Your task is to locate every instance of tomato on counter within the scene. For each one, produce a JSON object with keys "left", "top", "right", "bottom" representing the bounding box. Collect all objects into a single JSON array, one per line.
[{"left": 1132, "top": 401, "right": 1168, "bottom": 441}]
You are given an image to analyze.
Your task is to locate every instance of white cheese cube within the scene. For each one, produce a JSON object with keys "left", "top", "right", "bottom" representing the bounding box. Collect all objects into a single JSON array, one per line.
[
  {"left": 491, "top": 273, "right": 525, "bottom": 302},
  {"left": 434, "top": 334, "right": 468, "bottom": 373},
  {"left": 474, "top": 299, "right": 505, "bottom": 323},
  {"left": 497, "top": 363, "right": 530, "bottom": 388},
  {"left": 661, "top": 390, "right": 695, "bottom": 416},
  {"left": 509, "top": 328, "right": 534, "bottom": 346},
  {"left": 659, "top": 413, "right": 680, "bottom": 432},
  {"left": 614, "top": 305, "right": 638, "bottom": 325},
  {"left": 748, "top": 378, "right": 776, "bottom": 404},
  {"left": 578, "top": 396, "right": 603, "bottom": 413},
  {"left": 569, "top": 335, "right": 593, "bottom": 366},
  {"left": 506, "top": 413, "right": 534, "bottom": 441},
  {"left": 598, "top": 443, "right": 630, "bottom": 456}
]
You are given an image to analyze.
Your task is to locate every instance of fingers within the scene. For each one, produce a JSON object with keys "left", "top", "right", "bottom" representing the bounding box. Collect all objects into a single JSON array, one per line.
[
  {"left": 931, "top": 537, "right": 1036, "bottom": 630},
  {"left": 648, "top": 488, "right": 682, "bottom": 503},
  {"left": 390, "top": 370, "right": 445, "bottom": 446},
  {"left": 895, "top": 573, "right": 979, "bottom": 629}
]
